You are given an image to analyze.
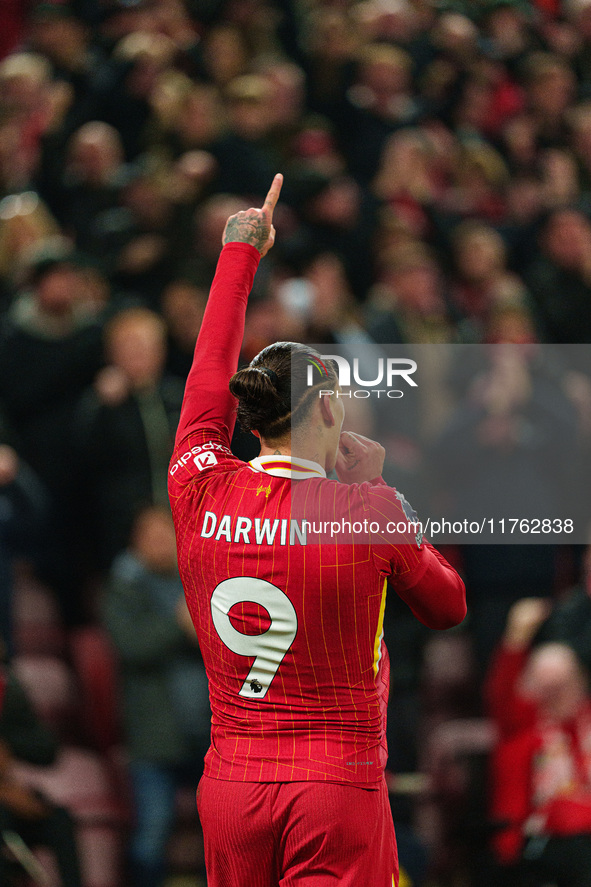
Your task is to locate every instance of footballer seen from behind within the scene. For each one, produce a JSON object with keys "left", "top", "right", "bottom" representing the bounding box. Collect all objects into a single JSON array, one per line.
[{"left": 168, "top": 173, "right": 466, "bottom": 887}]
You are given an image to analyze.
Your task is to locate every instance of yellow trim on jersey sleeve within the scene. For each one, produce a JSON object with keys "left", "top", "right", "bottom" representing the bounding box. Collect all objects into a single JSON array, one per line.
[{"left": 372, "top": 578, "right": 387, "bottom": 677}]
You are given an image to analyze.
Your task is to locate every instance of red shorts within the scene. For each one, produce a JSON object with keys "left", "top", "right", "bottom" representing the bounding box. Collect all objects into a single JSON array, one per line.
[{"left": 196, "top": 775, "right": 398, "bottom": 886}]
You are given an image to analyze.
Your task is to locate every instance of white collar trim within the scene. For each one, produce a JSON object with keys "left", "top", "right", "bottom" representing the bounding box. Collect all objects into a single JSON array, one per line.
[{"left": 248, "top": 454, "right": 326, "bottom": 479}]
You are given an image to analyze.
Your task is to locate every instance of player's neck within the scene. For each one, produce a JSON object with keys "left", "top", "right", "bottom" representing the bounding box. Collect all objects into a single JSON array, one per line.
[
  {"left": 259, "top": 440, "right": 327, "bottom": 470},
  {"left": 259, "top": 443, "right": 292, "bottom": 458}
]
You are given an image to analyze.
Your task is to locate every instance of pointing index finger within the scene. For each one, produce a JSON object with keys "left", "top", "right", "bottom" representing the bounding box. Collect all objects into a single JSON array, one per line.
[{"left": 263, "top": 173, "right": 283, "bottom": 215}]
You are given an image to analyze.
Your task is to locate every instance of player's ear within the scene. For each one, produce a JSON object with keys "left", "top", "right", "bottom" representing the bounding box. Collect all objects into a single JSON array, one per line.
[{"left": 319, "top": 393, "right": 337, "bottom": 427}]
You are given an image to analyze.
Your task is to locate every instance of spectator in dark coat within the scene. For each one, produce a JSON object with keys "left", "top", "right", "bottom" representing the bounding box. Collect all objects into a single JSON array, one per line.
[
  {"left": 102, "top": 506, "right": 209, "bottom": 887},
  {"left": 330, "top": 43, "right": 422, "bottom": 186},
  {"left": 0, "top": 245, "right": 104, "bottom": 498},
  {"left": 525, "top": 208, "right": 591, "bottom": 343},
  {"left": 57, "top": 121, "right": 127, "bottom": 250},
  {"left": 0, "top": 245, "right": 104, "bottom": 624},
  {"left": 73, "top": 307, "right": 183, "bottom": 569}
]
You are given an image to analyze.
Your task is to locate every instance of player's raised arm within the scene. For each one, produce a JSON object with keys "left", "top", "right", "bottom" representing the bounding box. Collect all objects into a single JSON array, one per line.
[{"left": 174, "top": 175, "right": 283, "bottom": 448}]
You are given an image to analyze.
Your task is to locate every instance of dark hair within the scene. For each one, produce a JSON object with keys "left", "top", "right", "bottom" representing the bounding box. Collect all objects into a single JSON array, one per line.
[{"left": 229, "top": 342, "right": 338, "bottom": 440}]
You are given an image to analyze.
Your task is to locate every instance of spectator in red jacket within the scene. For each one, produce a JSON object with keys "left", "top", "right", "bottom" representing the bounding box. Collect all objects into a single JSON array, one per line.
[{"left": 489, "top": 640, "right": 591, "bottom": 887}]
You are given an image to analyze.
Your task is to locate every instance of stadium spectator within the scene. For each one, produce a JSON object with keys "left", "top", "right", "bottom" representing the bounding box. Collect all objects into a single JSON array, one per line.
[
  {"left": 287, "top": 170, "right": 379, "bottom": 300},
  {"left": 292, "top": 251, "right": 371, "bottom": 345},
  {"left": 441, "top": 140, "right": 510, "bottom": 225},
  {"left": 568, "top": 99, "right": 591, "bottom": 196},
  {"left": 252, "top": 56, "right": 307, "bottom": 140},
  {"left": 534, "top": 541, "right": 591, "bottom": 670},
  {"left": 57, "top": 121, "right": 127, "bottom": 249},
  {"left": 539, "top": 146, "right": 581, "bottom": 208},
  {"left": 99, "top": 30, "right": 177, "bottom": 161},
  {"left": 102, "top": 505, "right": 209, "bottom": 887},
  {"left": 570, "top": 0, "right": 591, "bottom": 96},
  {"left": 73, "top": 306, "right": 183, "bottom": 570},
  {"left": 525, "top": 206, "right": 591, "bottom": 342},
  {"left": 179, "top": 192, "right": 249, "bottom": 287},
  {"left": 0, "top": 192, "right": 62, "bottom": 304},
  {"left": 523, "top": 52, "right": 576, "bottom": 150},
  {"left": 87, "top": 162, "right": 191, "bottom": 308},
  {"left": 336, "top": 43, "right": 422, "bottom": 185},
  {"left": 486, "top": 539, "right": 591, "bottom": 739},
  {"left": 212, "top": 73, "right": 282, "bottom": 198},
  {"left": 449, "top": 219, "right": 532, "bottom": 340},
  {"left": 302, "top": 5, "right": 360, "bottom": 117},
  {"left": 153, "top": 78, "right": 223, "bottom": 158},
  {"left": 0, "top": 239, "right": 103, "bottom": 623},
  {"left": 371, "top": 127, "right": 444, "bottom": 228},
  {"left": 0, "top": 51, "right": 70, "bottom": 196},
  {"left": 485, "top": 548, "right": 591, "bottom": 882},
  {"left": 199, "top": 22, "right": 250, "bottom": 89},
  {"left": 489, "top": 642, "right": 591, "bottom": 887},
  {"left": 161, "top": 279, "right": 206, "bottom": 381},
  {"left": 366, "top": 241, "right": 455, "bottom": 344}
]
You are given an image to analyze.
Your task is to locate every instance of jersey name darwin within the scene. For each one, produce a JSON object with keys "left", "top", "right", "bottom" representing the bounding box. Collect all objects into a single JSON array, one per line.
[{"left": 200, "top": 511, "right": 307, "bottom": 546}]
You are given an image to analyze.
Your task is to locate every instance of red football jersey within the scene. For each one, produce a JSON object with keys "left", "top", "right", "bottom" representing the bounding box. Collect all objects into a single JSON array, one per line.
[{"left": 169, "top": 242, "right": 466, "bottom": 785}]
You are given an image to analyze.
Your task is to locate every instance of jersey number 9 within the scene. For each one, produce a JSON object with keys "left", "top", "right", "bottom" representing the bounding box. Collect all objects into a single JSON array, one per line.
[{"left": 211, "top": 577, "right": 298, "bottom": 699}]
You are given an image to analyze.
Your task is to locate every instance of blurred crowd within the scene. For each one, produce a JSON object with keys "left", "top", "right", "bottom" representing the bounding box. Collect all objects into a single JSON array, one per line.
[{"left": 2, "top": 0, "right": 591, "bottom": 885}]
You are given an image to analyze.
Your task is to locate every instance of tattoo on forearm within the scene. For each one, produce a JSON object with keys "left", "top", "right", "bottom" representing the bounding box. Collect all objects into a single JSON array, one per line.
[{"left": 223, "top": 214, "right": 270, "bottom": 251}]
